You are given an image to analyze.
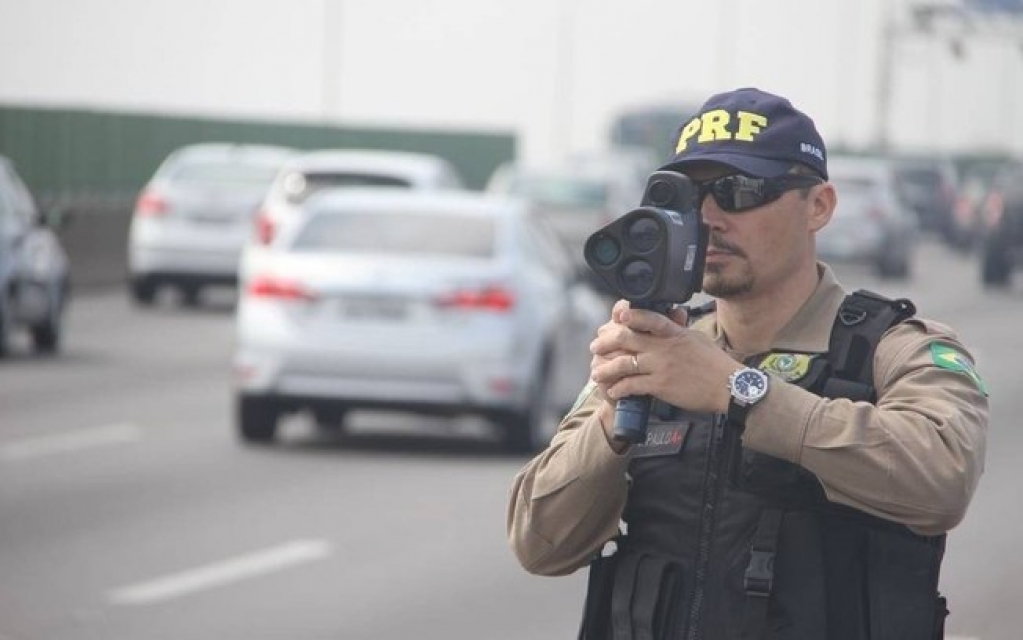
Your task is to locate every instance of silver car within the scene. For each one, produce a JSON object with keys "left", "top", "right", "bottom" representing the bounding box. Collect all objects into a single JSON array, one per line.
[
  {"left": 233, "top": 189, "right": 607, "bottom": 452},
  {"left": 485, "top": 161, "right": 646, "bottom": 296},
  {"left": 817, "top": 155, "right": 918, "bottom": 279},
  {"left": 0, "top": 155, "right": 70, "bottom": 356},
  {"left": 240, "top": 149, "right": 465, "bottom": 284},
  {"left": 127, "top": 143, "right": 296, "bottom": 306}
]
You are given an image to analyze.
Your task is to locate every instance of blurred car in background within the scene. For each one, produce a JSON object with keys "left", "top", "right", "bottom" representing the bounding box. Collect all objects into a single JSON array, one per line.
[
  {"left": 569, "top": 146, "right": 659, "bottom": 196},
  {"left": 240, "top": 149, "right": 465, "bottom": 283},
  {"left": 0, "top": 154, "right": 70, "bottom": 356},
  {"left": 127, "top": 143, "right": 295, "bottom": 306},
  {"left": 817, "top": 155, "right": 918, "bottom": 279},
  {"left": 950, "top": 170, "right": 995, "bottom": 251},
  {"left": 892, "top": 155, "right": 959, "bottom": 241},
  {"left": 485, "top": 160, "right": 646, "bottom": 295},
  {"left": 978, "top": 163, "right": 1023, "bottom": 287},
  {"left": 949, "top": 157, "right": 1020, "bottom": 252},
  {"left": 234, "top": 189, "right": 606, "bottom": 452}
]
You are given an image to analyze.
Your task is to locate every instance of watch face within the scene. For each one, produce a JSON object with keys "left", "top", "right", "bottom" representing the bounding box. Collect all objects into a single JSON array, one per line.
[{"left": 734, "top": 369, "right": 768, "bottom": 402}]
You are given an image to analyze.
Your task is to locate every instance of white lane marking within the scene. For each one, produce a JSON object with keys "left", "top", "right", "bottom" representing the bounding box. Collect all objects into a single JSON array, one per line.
[
  {"left": 108, "top": 539, "right": 332, "bottom": 606},
  {"left": 0, "top": 423, "right": 142, "bottom": 462}
]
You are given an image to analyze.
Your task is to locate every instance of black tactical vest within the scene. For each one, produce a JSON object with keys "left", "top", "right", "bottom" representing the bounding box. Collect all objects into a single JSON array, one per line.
[{"left": 578, "top": 291, "right": 948, "bottom": 640}]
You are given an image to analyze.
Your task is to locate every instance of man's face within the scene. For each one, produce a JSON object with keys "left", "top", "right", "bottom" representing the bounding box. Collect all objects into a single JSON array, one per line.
[{"left": 683, "top": 162, "right": 824, "bottom": 300}]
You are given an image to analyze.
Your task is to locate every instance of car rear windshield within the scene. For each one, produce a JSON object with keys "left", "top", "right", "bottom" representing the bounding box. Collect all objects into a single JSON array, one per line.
[
  {"left": 831, "top": 177, "right": 879, "bottom": 195},
  {"left": 508, "top": 176, "right": 609, "bottom": 210},
  {"left": 895, "top": 168, "right": 943, "bottom": 186},
  {"left": 168, "top": 160, "right": 281, "bottom": 186},
  {"left": 830, "top": 178, "right": 880, "bottom": 217},
  {"left": 285, "top": 172, "right": 413, "bottom": 203},
  {"left": 291, "top": 211, "right": 496, "bottom": 258}
]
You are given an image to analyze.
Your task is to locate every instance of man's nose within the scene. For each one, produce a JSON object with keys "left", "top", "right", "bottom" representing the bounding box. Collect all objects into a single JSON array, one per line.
[{"left": 700, "top": 195, "right": 729, "bottom": 230}]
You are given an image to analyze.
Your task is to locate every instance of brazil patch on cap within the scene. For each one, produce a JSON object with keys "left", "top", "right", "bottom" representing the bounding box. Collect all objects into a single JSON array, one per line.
[{"left": 931, "top": 343, "right": 987, "bottom": 396}]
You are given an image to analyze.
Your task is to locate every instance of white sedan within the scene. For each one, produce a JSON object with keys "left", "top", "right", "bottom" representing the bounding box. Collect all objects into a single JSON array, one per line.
[
  {"left": 239, "top": 149, "right": 466, "bottom": 285},
  {"left": 233, "top": 188, "right": 608, "bottom": 452},
  {"left": 127, "top": 143, "right": 295, "bottom": 306}
]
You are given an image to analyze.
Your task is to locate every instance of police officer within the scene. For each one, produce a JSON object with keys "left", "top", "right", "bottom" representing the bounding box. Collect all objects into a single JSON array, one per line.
[{"left": 506, "top": 88, "right": 988, "bottom": 640}]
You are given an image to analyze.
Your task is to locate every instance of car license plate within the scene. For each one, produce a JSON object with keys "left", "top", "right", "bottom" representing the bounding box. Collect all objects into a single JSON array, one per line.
[
  {"left": 189, "top": 213, "right": 233, "bottom": 224},
  {"left": 341, "top": 296, "right": 409, "bottom": 320}
]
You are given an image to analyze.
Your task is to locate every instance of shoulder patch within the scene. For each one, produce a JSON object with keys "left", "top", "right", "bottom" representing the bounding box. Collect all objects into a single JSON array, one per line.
[
  {"left": 931, "top": 343, "right": 988, "bottom": 396},
  {"left": 758, "top": 353, "right": 815, "bottom": 382}
]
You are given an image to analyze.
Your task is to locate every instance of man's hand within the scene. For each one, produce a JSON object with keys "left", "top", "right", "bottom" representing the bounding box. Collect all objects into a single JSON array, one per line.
[{"left": 589, "top": 300, "right": 740, "bottom": 415}]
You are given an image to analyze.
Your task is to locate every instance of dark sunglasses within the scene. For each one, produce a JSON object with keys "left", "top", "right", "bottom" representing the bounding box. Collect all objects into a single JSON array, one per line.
[{"left": 697, "top": 174, "right": 825, "bottom": 213}]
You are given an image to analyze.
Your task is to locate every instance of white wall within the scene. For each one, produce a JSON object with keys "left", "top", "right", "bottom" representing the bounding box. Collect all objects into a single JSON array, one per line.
[{"left": 0, "top": 0, "right": 1020, "bottom": 165}]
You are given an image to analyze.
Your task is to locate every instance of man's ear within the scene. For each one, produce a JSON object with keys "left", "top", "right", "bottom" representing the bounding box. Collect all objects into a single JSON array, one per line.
[{"left": 808, "top": 183, "right": 836, "bottom": 232}]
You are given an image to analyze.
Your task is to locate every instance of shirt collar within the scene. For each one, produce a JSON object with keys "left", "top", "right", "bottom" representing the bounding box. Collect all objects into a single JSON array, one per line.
[{"left": 693, "top": 263, "right": 846, "bottom": 354}]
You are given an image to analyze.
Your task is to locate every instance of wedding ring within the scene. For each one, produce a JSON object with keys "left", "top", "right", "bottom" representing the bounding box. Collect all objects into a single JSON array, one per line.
[{"left": 631, "top": 354, "right": 640, "bottom": 375}]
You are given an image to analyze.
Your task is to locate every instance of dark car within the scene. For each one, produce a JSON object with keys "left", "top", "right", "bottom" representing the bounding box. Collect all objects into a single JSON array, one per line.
[
  {"left": 892, "top": 156, "right": 959, "bottom": 241},
  {"left": 949, "top": 156, "right": 1020, "bottom": 252},
  {"left": 0, "top": 155, "right": 71, "bottom": 356},
  {"left": 979, "top": 163, "right": 1023, "bottom": 287}
]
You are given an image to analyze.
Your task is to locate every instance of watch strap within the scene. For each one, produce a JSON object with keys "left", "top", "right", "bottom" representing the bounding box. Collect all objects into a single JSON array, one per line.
[{"left": 727, "top": 396, "right": 751, "bottom": 428}]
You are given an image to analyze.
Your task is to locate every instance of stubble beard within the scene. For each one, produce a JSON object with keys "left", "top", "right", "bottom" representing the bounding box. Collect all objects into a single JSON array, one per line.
[{"left": 702, "top": 262, "right": 755, "bottom": 299}]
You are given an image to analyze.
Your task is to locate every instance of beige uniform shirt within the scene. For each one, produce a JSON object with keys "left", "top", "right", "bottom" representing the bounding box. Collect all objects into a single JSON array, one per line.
[{"left": 507, "top": 265, "right": 988, "bottom": 576}]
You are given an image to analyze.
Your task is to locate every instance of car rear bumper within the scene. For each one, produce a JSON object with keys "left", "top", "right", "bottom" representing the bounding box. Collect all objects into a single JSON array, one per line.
[
  {"left": 233, "top": 342, "right": 536, "bottom": 414},
  {"left": 129, "top": 246, "right": 241, "bottom": 280},
  {"left": 131, "top": 270, "right": 238, "bottom": 287},
  {"left": 128, "top": 218, "right": 247, "bottom": 278}
]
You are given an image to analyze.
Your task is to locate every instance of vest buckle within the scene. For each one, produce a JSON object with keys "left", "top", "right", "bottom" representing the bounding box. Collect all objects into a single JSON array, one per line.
[
  {"left": 838, "top": 306, "right": 868, "bottom": 326},
  {"left": 743, "top": 550, "right": 775, "bottom": 598}
]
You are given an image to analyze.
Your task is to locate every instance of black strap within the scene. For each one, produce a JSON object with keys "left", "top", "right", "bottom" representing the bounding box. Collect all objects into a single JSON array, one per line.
[
  {"left": 934, "top": 595, "right": 949, "bottom": 639},
  {"left": 632, "top": 557, "right": 671, "bottom": 640},
  {"left": 741, "top": 290, "right": 916, "bottom": 638},
  {"left": 579, "top": 535, "right": 625, "bottom": 640},
  {"left": 741, "top": 508, "right": 784, "bottom": 638},
  {"left": 822, "top": 289, "right": 916, "bottom": 402},
  {"left": 610, "top": 552, "right": 642, "bottom": 640}
]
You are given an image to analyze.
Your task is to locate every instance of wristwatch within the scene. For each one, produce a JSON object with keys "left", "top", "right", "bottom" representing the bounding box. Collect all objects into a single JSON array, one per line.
[{"left": 727, "top": 367, "right": 770, "bottom": 427}]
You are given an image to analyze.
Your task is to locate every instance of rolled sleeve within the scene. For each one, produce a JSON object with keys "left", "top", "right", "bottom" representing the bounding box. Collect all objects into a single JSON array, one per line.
[{"left": 507, "top": 389, "right": 632, "bottom": 576}]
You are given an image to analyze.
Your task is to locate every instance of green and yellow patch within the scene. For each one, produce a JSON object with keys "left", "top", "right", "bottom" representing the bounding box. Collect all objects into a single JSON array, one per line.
[
  {"left": 931, "top": 343, "right": 988, "bottom": 396},
  {"left": 758, "top": 353, "right": 814, "bottom": 383}
]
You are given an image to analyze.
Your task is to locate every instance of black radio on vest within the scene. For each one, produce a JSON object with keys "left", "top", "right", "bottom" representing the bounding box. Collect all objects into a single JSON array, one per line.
[{"left": 583, "top": 171, "right": 709, "bottom": 443}]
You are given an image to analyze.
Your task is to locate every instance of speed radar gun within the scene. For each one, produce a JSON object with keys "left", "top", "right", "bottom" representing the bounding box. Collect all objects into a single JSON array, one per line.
[{"left": 583, "top": 171, "right": 709, "bottom": 444}]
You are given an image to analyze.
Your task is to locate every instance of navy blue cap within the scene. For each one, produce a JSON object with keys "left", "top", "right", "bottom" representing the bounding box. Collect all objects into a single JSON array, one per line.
[{"left": 659, "top": 87, "right": 828, "bottom": 180}]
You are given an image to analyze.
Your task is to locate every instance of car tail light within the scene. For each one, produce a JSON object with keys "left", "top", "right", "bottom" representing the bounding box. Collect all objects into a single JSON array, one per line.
[
  {"left": 983, "top": 192, "right": 1004, "bottom": 228},
  {"left": 435, "top": 285, "right": 515, "bottom": 311},
  {"left": 954, "top": 196, "right": 972, "bottom": 223},
  {"left": 487, "top": 376, "right": 517, "bottom": 396},
  {"left": 246, "top": 275, "right": 317, "bottom": 302},
  {"left": 254, "top": 211, "right": 275, "bottom": 245},
  {"left": 135, "top": 190, "right": 169, "bottom": 217}
]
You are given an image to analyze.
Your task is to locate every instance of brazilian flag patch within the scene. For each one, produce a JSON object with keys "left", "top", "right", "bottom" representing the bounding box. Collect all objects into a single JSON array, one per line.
[{"left": 931, "top": 343, "right": 988, "bottom": 396}]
